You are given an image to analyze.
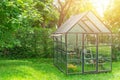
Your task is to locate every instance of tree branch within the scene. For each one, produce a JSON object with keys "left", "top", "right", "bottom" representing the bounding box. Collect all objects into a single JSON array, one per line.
[
  {"left": 63, "top": 0, "right": 72, "bottom": 17},
  {"left": 53, "top": 3, "right": 61, "bottom": 13},
  {"left": 58, "top": 0, "right": 63, "bottom": 8},
  {"left": 62, "top": 0, "right": 69, "bottom": 11}
]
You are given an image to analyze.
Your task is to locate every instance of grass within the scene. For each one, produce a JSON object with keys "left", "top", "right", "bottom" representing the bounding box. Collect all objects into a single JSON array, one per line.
[{"left": 0, "top": 58, "right": 120, "bottom": 80}]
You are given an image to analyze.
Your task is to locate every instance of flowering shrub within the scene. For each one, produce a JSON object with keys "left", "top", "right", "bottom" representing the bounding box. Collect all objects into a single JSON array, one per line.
[{"left": 67, "top": 64, "right": 77, "bottom": 72}]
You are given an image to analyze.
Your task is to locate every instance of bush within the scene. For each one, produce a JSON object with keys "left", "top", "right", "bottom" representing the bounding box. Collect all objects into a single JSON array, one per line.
[
  {"left": 67, "top": 64, "right": 77, "bottom": 72},
  {"left": 0, "top": 27, "right": 54, "bottom": 59},
  {"left": 112, "top": 33, "right": 120, "bottom": 61}
]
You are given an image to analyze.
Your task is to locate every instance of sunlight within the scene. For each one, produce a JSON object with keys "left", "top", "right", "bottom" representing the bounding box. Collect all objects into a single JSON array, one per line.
[{"left": 90, "top": 0, "right": 111, "bottom": 17}]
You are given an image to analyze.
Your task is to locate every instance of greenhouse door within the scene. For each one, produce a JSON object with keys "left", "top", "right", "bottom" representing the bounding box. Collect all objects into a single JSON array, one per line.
[{"left": 82, "top": 34, "right": 97, "bottom": 73}]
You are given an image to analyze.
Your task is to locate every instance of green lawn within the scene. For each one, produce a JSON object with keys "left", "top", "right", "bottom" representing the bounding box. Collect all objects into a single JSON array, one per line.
[{"left": 0, "top": 58, "right": 120, "bottom": 80}]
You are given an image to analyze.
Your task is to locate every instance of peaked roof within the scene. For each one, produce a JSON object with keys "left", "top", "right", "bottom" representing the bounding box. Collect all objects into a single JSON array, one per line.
[{"left": 55, "top": 11, "right": 111, "bottom": 34}]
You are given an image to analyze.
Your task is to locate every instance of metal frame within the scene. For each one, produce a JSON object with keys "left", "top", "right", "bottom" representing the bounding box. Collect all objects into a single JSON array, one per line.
[
  {"left": 53, "top": 33, "right": 112, "bottom": 75},
  {"left": 52, "top": 11, "right": 112, "bottom": 75}
]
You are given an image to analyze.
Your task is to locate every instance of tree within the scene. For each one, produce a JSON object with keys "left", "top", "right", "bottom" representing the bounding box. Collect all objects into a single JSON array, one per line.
[
  {"left": 67, "top": 0, "right": 94, "bottom": 17},
  {"left": 104, "top": 0, "right": 120, "bottom": 61},
  {"left": 0, "top": 0, "right": 22, "bottom": 49},
  {"left": 53, "top": 0, "right": 73, "bottom": 27},
  {"left": 0, "top": 0, "right": 57, "bottom": 57},
  {"left": 54, "top": 0, "right": 94, "bottom": 27},
  {"left": 104, "top": 0, "right": 120, "bottom": 32},
  {"left": 32, "top": 0, "right": 57, "bottom": 28}
]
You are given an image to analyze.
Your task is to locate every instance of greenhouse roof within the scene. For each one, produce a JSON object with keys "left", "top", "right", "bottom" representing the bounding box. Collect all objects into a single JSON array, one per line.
[{"left": 55, "top": 11, "right": 111, "bottom": 34}]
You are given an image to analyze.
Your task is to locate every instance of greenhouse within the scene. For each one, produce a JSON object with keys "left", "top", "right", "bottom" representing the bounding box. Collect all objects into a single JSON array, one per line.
[{"left": 52, "top": 11, "right": 112, "bottom": 74}]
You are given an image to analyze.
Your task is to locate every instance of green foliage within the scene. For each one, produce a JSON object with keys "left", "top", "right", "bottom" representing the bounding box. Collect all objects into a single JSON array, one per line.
[
  {"left": 4, "top": 27, "right": 54, "bottom": 58},
  {"left": 112, "top": 33, "right": 120, "bottom": 61},
  {"left": 33, "top": 0, "right": 58, "bottom": 28},
  {"left": 55, "top": 0, "right": 95, "bottom": 27},
  {"left": 67, "top": 64, "right": 77, "bottom": 72},
  {"left": 0, "top": 0, "right": 57, "bottom": 58},
  {"left": 104, "top": 0, "right": 120, "bottom": 32},
  {"left": 0, "top": 0, "right": 21, "bottom": 49},
  {"left": 104, "top": 0, "right": 120, "bottom": 61}
]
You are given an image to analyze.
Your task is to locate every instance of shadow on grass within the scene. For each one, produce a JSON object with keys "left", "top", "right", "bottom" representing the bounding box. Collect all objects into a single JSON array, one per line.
[{"left": 0, "top": 58, "right": 120, "bottom": 80}]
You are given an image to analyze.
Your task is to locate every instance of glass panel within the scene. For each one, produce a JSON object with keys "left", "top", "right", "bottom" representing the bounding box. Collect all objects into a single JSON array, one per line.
[
  {"left": 98, "top": 46, "right": 111, "bottom": 71},
  {"left": 79, "top": 21, "right": 92, "bottom": 33},
  {"left": 54, "top": 34, "right": 67, "bottom": 73},
  {"left": 62, "top": 34, "right": 66, "bottom": 51},
  {"left": 67, "top": 34, "right": 76, "bottom": 51},
  {"left": 84, "top": 46, "right": 96, "bottom": 72},
  {"left": 55, "top": 36, "right": 62, "bottom": 51},
  {"left": 54, "top": 37, "right": 58, "bottom": 65},
  {"left": 57, "top": 51, "right": 61, "bottom": 63},
  {"left": 61, "top": 51, "right": 67, "bottom": 73},
  {"left": 67, "top": 47, "right": 82, "bottom": 74},
  {"left": 69, "top": 24, "right": 85, "bottom": 33},
  {"left": 78, "top": 34, "right": 82, "bottom": 47},
  {"left": 84, "top": 34, "right": 97, "bottom": 46},
  {"left": 62, "top": 34, "right": 65, "bottom": 43},
  {"left": 54, "top": 41, "right": 57, "bottom": 64},
  {"left": 87, "top": 12, "right": 110, "bottom": 33},
  {"left": 84, "top": 34, "right": 97, "bottom": 72},
  {"left": 84, "top": 21, "right": 99, "bottom": 33},
  {"left": 98, "top": 34, "right": 111, "bottom": 71},
  {"left": 67, "top": 34, "right": 82, "bottom": 74}
]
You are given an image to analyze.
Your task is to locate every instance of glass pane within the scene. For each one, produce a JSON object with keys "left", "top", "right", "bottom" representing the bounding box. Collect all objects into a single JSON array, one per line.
[
  {"left": 67, "top": 48, "right": 82, "bottom": 74},
  {"left": 84, "top": 34, "right": 97, "bottom": 72},
  {"left": 69, "top": 24, "right": 85, "bottom": 33},
  {"left": 67, "top": 34, "right": 82, "bottom": 74},
  {"left": 84, "top": 46, "right": 96, "bottom": 72},
  {"left": 84, "top": 34, "right": 97, "bottom": 46},
  {"left": 54, "top": 52, "right": 58, "bottom": 64},
  {"left": 61, "top": 51, "right": 67, "bottom": 73},
  {"left": 62, "top": 34, "right": 65, "bottom": 43},
  {"left": 54, "top": 41, "right": 57, "bottom": 64},
  {"left": 54, "top": 36, "right": 62, "bottom": 51},
  {"left": 78, "top": 34, "right": 82, "bottom": 47},
  {"left": 84, "top": 21, "right": 99, "bottom": 33},
  {"left": 62, "top": 34, "right": 66, "bottom": 51},
  {"left": 98, "top": 46, "right": 111, "bottom": 71},
  {"left": 67, "top": 34, "right": 76, "bottom": 51},
  {"left": 79, "top": 21, "right": 92, "bottom": 33},
  {"left": 87, "top": 12, "right": 110, "bottom": 33}
]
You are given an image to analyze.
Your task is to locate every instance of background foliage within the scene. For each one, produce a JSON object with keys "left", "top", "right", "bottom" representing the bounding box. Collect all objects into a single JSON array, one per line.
[
  {"left": 0, "top": 0, "right": 120, "bottom": 60},
  {"left": 0, "top": 0, "right": 56, "bottom": 58},
  {"left": 104, "top": 0, "right": 120, "bottom": 61}
]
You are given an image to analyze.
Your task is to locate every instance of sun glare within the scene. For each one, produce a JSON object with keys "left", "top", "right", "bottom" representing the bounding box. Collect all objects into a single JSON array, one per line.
[{"left": 90, "top": 0, "right": 111, "bottom": 17}]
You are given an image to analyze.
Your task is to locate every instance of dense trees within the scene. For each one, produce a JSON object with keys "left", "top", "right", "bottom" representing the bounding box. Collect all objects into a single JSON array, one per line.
[
  {"left": 0, "top": 1, "right": 22, "bottom": 49},
  {"left": 104, "top": 0, "right": 120, "bottom": 32},
  {"left": 54, "top": 0, "right": 73, "bottom": 27},
  {"left": 0, "top": 0, "right": 57, "bottom": 58},
  {"left": 54, "top": 0, "right": 94, "bottom": 27},
  {"left": 104, "top": 0, "right": 120, "bottom": 61},
  {"left": 0, "top": 0, "right": 120, "bottom": 59}
]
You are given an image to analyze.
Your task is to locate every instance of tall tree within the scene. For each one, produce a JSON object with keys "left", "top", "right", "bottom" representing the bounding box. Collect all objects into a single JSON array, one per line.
[
  {"left": 54, "top": 0, "right": 94, "bottom": 27},
  {"left": 33, "top": 0, "right": 58, "bottom": 28},
  {"left": 104, "top": 0, "right": 120, "bottom": 32},
  {"left": 67, "top": 0, "right": 94, "bottom": 17},
  {"left": 104, "top": 0, "right": 120, "bottom": 60},
  {"left": 0, "top": 0, "right": 22, "bottom": 49},
  {"left": 54, "top": 0, "right": 73, "bottom": 27}
]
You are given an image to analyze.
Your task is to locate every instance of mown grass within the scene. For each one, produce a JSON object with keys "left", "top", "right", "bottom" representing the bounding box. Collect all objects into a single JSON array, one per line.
[{"left": 0, "top": 58, "right": 120, "bottom": 80}]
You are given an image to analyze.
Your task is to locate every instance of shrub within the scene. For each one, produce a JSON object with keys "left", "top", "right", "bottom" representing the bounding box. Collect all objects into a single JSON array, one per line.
[
  {"left": 1, "top": 27, "right": 54, "bottom": 59},
  {"left": 67, "top": 64, "right": 77, "bottom": 72}
]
